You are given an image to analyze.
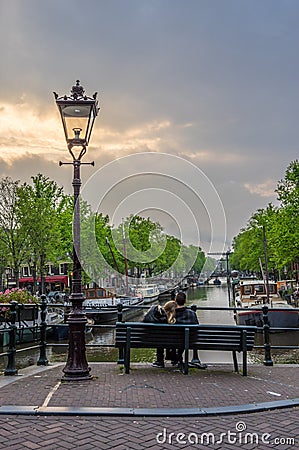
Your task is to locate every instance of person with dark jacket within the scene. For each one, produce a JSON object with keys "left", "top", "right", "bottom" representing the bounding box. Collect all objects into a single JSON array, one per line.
[
  {"left": 175, "top": 292, "right": 199, "bottom": 324},
  {"left": 143, "top": 304, "right": 168, "bottom": 324},
  {"left": 175, "top": 292, "right": 207, "bottom": 370}
]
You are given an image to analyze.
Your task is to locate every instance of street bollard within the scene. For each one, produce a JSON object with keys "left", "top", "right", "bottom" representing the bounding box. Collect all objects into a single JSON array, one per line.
[
  {"left": 262, "top": 305, "right": 273, "bottom": 366},
  {"left": 37, "top": 294, "right": 49, "bottom": 366},
  {"left": 4, "top": 301, "right": 18, "bottom": 376}
]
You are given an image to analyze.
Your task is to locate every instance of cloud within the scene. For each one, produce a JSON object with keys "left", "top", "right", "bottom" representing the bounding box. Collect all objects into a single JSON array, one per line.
[
  {"left": 0, "top": 0, "right": 298, "bottom": 248},
  {"left": 244, "top": 179, "right": 277, "bottom": 198},
  {"left": 0, "top": 101, "right": 63, "bottom": 161}
]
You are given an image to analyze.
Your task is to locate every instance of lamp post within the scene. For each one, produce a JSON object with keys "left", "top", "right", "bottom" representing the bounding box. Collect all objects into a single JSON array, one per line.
[{"left": 54, "top": 80, "right": 99, "bottom": 381}]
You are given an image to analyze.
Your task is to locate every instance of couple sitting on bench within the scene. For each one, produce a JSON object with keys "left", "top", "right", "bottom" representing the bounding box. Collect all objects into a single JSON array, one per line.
[{"left": 143, "top": 291, "right": 207, "bottom": 370}]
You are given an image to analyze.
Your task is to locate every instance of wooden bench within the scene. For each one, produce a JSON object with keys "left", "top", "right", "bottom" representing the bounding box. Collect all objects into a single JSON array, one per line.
[{"left": 115, "top": 322, "right": 257, "bottom": 376}]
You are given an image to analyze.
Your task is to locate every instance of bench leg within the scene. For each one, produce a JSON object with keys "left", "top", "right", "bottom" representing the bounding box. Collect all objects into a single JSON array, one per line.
[
  {"left": 124, "top": 348, "right": 130, "bottom": 374},
  {"left": 183, "top": 350, "right": 188, "bottom": 375},
  {"left": 183, "top": 328, "right": 189, "bottom": 375},
  {"left": 124, "top": 328, "right": 131, "bottom": 374},
  {"left": 232, "top": 351, "right": 238, "bottom": 373},
  {"left": 241, "top": 329, "right": 248, "bottom": 376}
]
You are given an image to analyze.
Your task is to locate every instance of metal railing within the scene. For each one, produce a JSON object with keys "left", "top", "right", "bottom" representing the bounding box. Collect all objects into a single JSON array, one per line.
[{"left": 1, "top": 299, "right": 298, "bottom": 375}]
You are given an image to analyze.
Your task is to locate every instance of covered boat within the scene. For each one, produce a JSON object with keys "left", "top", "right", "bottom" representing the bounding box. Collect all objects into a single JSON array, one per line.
[
  {"left": 82, "top": 286, "right": 144, "bottom": 324},
  {"left": 130, "top": 283, "right": 160, "bottom": 304},
  {"left": 235, "top": 280, "right": 299, "bottom": 329}
]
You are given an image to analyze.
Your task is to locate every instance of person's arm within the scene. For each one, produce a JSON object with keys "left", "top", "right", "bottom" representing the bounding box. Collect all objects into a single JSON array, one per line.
[
  {"left": 192, "top": 311, "right": 199, "bottom": 324},
  {"left": 143, "top": 306, "right": 153, "bottom": 322}
]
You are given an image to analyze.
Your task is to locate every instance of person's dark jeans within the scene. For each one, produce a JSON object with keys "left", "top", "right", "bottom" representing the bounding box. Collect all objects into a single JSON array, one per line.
[
  {"left": 177, "top": 349, "right": 183, "bottom": 363},
  {"left": 165, "top": 348, "right": 178, "bottom": 363},
  {"left": 156, "top": 347, "right": 164, "bottom": 363}
]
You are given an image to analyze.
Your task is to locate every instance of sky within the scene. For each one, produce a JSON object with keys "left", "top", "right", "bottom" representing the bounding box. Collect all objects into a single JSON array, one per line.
[{"left": 0, "top": 0, "right": 298, "bottom": 256}]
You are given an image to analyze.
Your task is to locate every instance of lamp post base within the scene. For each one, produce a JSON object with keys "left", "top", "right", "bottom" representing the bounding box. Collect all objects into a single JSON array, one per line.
[{"left": 62, "top": 302, "right": 91, "bottom": 381}]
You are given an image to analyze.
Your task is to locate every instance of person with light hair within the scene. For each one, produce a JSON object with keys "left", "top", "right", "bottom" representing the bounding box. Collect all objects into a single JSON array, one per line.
[{"left": 143, "top": 300, "right": 177, "bottom": 368}]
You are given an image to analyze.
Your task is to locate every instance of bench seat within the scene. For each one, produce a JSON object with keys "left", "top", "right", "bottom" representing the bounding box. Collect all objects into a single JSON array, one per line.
[{"left": 115, "top": 322, "right": 256, "bottom": 376}]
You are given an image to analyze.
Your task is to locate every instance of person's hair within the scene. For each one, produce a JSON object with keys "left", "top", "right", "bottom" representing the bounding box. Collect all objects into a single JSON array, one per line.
[
  {"left": 175, "top": 291, "right": 186, "bottom": 306},
  {"left": 163, "top": 300, "right": 176, "bottom": 324}
]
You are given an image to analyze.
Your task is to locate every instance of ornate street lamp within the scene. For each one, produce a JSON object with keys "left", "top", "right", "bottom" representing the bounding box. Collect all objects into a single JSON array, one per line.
[{"left": 54, "top": 80, "right": 99, "bottom": 381}]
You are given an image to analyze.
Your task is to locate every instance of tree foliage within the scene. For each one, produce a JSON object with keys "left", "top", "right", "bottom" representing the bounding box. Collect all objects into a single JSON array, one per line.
[
  {"left": 0, "top": 177, "right": 27, "bottom": 286},
  {"left": 16, "top": 174, "right": 65, "bottom": 292},
  {"left": 231, "top": 161, "right": 299, "bottom": 277}
]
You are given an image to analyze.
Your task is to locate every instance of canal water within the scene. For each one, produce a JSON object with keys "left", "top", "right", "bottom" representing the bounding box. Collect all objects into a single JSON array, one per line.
[{"left": 1, "top": 286, "right": 298, "bottom": 370}]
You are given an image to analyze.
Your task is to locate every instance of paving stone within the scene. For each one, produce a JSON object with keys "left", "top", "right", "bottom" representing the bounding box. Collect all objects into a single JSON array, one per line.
[{"left": 0, "top": 363, "right": 298, "bottom": 449}]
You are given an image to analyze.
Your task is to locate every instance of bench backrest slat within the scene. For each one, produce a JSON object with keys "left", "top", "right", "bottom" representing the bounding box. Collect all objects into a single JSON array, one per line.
[{"left": 115, "top": 322, "right": 256, "bottom": 351}]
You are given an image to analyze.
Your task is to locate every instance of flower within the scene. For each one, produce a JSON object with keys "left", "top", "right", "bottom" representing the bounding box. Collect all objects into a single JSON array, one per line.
[
  {"left": 0, "top": 289, "right": 38, "bottom": 321},
  {"left": 0, "top": 288, "right": 37, "bottom": 305}
]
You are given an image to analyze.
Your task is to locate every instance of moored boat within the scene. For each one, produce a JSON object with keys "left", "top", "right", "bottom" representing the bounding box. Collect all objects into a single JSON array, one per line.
[
  {"left": 235, "top": 280, "right": 299, "bottom": 329},
  {"left": 1, "top": 305, "right": 67, "bottom": 346},
  {"left": 47, "top": 315, "right": 94, "bottom": 341},
  {"left": 131, "top": 283, "right": 160, "bottom": 304},
  {"left": 207, "top": 276, "right": 227, "bottom": 286},
  {"left": 82, "top": 286, "right": 144, "bottom": 324},
  {"left": 157, "top": 283, "right": 176, "bottom": 301}
]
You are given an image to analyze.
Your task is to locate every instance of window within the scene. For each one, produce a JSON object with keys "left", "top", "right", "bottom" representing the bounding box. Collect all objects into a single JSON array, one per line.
[
  {"left": 254, "top": 285, "right": 264, "bottom": 294},
  {"left": 59, "top": 263, "right": 69, "bottom": 275},
  {"left": 46, "top": 264, "right": 53, "bottom": 275},
  {"left": 22, "top": 266, "right": 30, "bottom": 277},
  {"left": 244, "top": 285, "right": 252, "bottom": 295}
]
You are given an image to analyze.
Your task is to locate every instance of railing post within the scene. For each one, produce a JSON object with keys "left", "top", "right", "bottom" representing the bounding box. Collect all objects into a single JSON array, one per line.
[
  {"left": 190, "top": 304, "right": 200, "bottom": 364},
  {"left": 4, "top": 301, "right": 18, "bottom": 376},
  {"left": 262, "top": 305, "right": 273, "bottom": 366},
  {"left": 117, "top": 303, "right": 124, "bottom": 364},
  {"left": 37, "top": 294, "right": 49, "bottom": 366},
  {"left": 117, "top": 303, "right": 123, "bottom": 322}
]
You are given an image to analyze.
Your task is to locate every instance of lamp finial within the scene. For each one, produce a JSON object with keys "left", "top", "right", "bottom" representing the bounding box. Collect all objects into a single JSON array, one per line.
[{"left": 71, "top": 80, "right": 85, "bottom": 99}]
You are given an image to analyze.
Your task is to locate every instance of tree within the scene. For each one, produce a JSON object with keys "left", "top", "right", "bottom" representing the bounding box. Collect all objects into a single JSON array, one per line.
[
  {"left": 189, "top": 245, "right": 206, "bottom": 274},
  {"left": 275, "top": 160, "right": 299, "bottom": 276},
  {"left": 152, "top": 235, "right": 182, "bottom": 277},
  {"left": 115, "top": 216, "right": 164, "bottom": 277},
  {"left": 230, "top": 161, "right": 299, "bottom": 278},
  {"left": 55, "top": 194, "right": 74, "bottom": 261},
  {"left": 17, "top": 174, "right": 65, "bottom": 293},
  {"left": 0, "top": 177, "right": 28, "bottom": 287},
  {"left": 81, "top": 209, "right": 115, "bottom": 284},
  {"left": 276, "top": 160, "right": 299, "bottom": 208},
  {"left": 230, "top": 205, "right": 278, "bottom": 275}
]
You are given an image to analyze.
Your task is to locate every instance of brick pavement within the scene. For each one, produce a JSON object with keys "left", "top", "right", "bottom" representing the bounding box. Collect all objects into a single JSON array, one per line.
[
  {"left": 0, "top": 409, "right": 298, "bottom": 449},
  {"left": 1, "top": 363, "right": 299, "bottom": 410},
  {"left": 0, "top": 363, "right": 298, "bottom": 449}
]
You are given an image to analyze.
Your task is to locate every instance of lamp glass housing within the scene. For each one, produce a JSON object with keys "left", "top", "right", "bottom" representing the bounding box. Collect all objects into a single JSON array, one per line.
[{"left": 57, "top": 100, "right": 97, "bottom": 146}]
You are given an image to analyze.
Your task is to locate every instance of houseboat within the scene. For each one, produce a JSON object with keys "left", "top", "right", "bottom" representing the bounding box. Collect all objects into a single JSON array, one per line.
[
  {"left": 82, "top": 286, "right": 144, "bottom": 324},
  {"left": 131, "top": 283, "right": 160, "bottom": 304},
  {"left": 235, "top": 280, "right": 299, "bottom": 329}
]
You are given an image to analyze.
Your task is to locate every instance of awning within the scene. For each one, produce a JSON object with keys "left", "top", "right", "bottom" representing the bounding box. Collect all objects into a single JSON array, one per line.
[{"left": 19, "top": 275, "right": 69, "bottom": 286}]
